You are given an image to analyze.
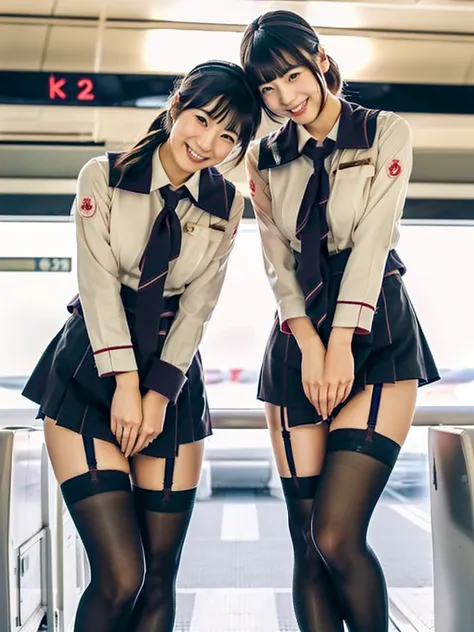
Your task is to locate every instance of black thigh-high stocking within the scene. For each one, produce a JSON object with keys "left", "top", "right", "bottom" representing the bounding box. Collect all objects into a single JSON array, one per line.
[
  {"left": 282, "top": 475, "right": 344, "bottom": 632},
  {"left": 61, "top": 470, "right": 145, "bottom": 632},
  {"left": 129, "top": 486, "right": 197, "bottom": 632},
  {"left": 311, "top": 422, "right": 401, "bottom": 632}
]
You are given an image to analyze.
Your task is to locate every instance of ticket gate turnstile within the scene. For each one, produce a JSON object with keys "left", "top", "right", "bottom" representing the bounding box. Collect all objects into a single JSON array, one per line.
[
  {"left": 0, "top": 427, "right": 46, "bottom": 632},
  {"left": 44, "top": 461, "right": 89, "bottom": 632},
  {"left": 429, "top": 426, "right": 474, "bottom": 632},
  {"left": 0, "top": 425, "right": 88, "bottom": 632}
]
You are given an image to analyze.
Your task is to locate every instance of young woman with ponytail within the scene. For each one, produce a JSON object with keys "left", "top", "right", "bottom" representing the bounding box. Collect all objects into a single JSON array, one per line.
[
  {"left": 22, "top": 60, "right": 260, "bottom": 632},
  {"left": 241, "top": 10, "right": 439, "bottom": 632}
]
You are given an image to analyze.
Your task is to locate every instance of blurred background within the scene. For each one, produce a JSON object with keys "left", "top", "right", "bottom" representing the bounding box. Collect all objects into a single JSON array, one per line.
[{"left": 1, "top": 1, "right": 474, "bottom": 630}]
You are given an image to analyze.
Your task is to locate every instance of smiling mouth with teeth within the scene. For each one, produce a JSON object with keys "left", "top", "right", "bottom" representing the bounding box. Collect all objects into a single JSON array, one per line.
[
  {"left": 290, "top": 99, "right": 308, "bottom": 115},
  {"left": 186, "top": 144, "right": 207, "bottom": 162}
]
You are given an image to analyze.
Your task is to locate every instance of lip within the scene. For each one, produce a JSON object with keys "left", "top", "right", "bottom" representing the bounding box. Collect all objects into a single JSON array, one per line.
[
  {"left": 185, "top": 143, "right": 207, "bottom": 164},
  {"left": 289, "top": 99, "right": 308, "bottom": 118}
]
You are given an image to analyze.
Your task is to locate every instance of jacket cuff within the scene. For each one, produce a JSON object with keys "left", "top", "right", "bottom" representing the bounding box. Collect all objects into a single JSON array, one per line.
[
  {"left": 94, "top": 345, "right": 138, "bottom": 376},
  {"left": 143, "top": 358, "right": 187, "bottom": 404},
  {"left": 333, "top": 301, "right": 375, "bottom": 335},
  {"left": 278, "top": 296, "right": 307, "bottom": 334}
]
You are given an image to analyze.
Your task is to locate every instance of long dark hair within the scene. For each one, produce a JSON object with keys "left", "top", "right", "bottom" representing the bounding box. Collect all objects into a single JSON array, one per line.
[
  {"left": 240, "top": 10, "right": 343, "bottom": 122},
  {"left": 116, "top": 60, "right": 261, "bottom": 178}
]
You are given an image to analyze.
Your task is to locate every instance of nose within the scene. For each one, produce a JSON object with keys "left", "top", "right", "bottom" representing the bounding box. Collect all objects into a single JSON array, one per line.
[
  {"left": 278, "top": 84, "right": 295, "bottom": 108},
  {"left": 195, "top": 128, "right": 217, "bottom": 155}
]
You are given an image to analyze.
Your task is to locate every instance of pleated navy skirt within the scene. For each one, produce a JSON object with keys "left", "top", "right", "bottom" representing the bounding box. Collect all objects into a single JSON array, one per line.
[
  {"left": 258, "top": 249, "right": 440, "bottom": 427},
  {"left": 22, "top": 286, "right": 211, "bottom": 458}
]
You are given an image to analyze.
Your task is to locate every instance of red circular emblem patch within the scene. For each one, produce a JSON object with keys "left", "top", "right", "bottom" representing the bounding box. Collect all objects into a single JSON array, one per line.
[
  {"left": 79, "top": 196, "right": 96, "bottom": 218},
  {"left": 249, "top": 179, "right": 256, "bottom": 198},
  {"left": 387, "top": 159, "right": 402, "bottom": 178}
]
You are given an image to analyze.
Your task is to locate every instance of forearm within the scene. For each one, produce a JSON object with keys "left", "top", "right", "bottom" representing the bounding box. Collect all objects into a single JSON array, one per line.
[{"left": 287, "top": 316, "right": 322, "bottom": 351}]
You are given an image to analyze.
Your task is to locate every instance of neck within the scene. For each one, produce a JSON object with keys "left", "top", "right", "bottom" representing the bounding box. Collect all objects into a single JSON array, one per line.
[
  {"left": 304, "top": 93, "right": 342, "bottom": 143},
  {"left": 159, "top": 141, "right": 192, "bottom": 188}
]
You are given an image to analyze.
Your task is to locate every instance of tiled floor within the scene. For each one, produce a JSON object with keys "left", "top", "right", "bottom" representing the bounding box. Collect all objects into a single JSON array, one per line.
[{"left": 169, "top": 489, "right": 434, "bottom": 630}]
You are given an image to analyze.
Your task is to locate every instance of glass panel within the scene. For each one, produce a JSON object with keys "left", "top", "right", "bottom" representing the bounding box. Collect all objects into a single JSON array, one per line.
[
  {"left": 0, "top": 220, "right": 76, "bottom": 409},
  {"left": 399, "top": 224, "right": 474, "bottom": 406},
  {"left": 203, "top": 221, "right": 474, "bottom": 409},
  {"left": 200, "top": 221, "right": 273, "bottom": 409},
  {"left": 3, "top": 220, "right": 473, "bottom": 411}
]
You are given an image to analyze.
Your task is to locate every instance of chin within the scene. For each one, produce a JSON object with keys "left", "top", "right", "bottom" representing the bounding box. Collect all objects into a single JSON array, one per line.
[{"left": 177, "top": 155, "right": 201, "bottom": 175}]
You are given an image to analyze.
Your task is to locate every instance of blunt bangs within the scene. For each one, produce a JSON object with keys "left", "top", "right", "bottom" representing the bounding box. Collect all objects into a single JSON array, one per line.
[
  {"left": 177, "top": 68, "right": 261, "bottom": 164},
  {"left": 243, "top": 28, "right": 318, "bottom": 90},
  {"left": 240, "top": 19, "right": 326, "bottom": 122},
  {"left": 204, "top": 94, "right": 243, "bottom": 135}
]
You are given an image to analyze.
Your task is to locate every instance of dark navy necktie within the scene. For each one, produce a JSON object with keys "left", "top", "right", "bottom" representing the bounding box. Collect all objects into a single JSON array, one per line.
[
  {"left": 134, "top": 185, "right": 188, "bottom": 365},
  {"left": 294, "top": 137, "right": 335, "bottom": 330}
]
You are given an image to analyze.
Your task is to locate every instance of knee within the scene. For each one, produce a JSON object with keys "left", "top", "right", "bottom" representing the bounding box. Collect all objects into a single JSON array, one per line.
[
  {"left": 290, "top": 520, "right": 329, "bottom": 583},
  {"left": 142, "top": 553, "right": 177, "bottom": 597},
  {"left": 98, "top": 564, "right": 144, "bottom": 609},
  {"left": 311, "top": 522, "right": 354, "bottom": 576}
]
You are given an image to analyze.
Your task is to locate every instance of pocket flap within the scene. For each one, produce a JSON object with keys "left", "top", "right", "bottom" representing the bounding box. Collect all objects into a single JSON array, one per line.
[
  {"left": 184, "top": 222, "right": 225, "bottom": 242},
  {"left": 335, "top": 163, "right": 375, "bottom": 180}
]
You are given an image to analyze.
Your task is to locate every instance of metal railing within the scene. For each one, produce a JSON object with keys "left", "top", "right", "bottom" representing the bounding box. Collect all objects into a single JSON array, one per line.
[
  {"left": 1, "top": 405, "right": 473, "bottom": 429},
  {"left": 210, "top": 406, "right": 474, "bottom": 428}
]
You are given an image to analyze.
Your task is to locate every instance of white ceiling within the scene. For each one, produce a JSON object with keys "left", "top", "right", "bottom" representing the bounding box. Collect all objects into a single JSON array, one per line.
[
  {"left": 2, "top": 0, "right": 474, "bottom": 33},
  {"left": 1, "top": 0, "right": 474, "bottom": 181}
]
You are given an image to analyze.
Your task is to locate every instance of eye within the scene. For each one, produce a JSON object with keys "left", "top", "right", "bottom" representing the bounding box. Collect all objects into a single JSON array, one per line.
[
  {"left": 288, "top": 72, "right": 300, "bottom": 82},
  {"left": 261, "top": 86, "right": 272, "bottom": 95},
  {"left": 196, "top": 114, "right": 208, "bottom": 126},
  {"left": 222, "top": 133, "right": 236, "bottom": 144}
]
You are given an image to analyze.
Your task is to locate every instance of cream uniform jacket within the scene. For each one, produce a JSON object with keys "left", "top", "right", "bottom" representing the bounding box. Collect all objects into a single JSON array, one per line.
[
  {"left": 73, "top": 146, "right": 243, "bottom": 397},
  {"left": 246, "top": 99, "right": 412, "bottom": 335}
]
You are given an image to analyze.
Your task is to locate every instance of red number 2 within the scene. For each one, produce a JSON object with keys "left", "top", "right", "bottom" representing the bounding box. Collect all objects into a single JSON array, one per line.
[{"left": 77, "top": 78, "right": 95, "bottom": 101}]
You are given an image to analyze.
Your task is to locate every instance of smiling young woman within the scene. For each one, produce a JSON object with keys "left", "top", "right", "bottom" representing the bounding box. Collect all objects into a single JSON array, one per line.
[
  {"left": 22, "top": 60, "right": 261, "bottom": 632},
  {"left": 241, "top": 10, "right": 439, "bottom": 632}
]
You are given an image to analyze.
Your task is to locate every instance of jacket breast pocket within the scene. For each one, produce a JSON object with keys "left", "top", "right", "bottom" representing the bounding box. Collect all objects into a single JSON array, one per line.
[
  {"left": 178, "top": 222, "right": 226, "bottom": 281},
  {"left": 330, "top": 163, "right": 376, "bottom": 233}
]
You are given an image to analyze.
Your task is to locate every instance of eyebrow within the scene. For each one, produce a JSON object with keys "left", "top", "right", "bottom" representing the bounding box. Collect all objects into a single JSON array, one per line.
[
  {"left": 260, "top": 64, "right": 302, "bottom": 85},
  {"left": 200, "top": 108, "right": 239, "bottom": 135}
]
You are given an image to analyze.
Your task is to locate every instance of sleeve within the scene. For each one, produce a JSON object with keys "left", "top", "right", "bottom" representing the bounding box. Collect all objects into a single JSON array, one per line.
[
  {"left": 332, "top": 114, "right": 413, "bottom": 335},
  {"left": 74, "top": 158, "right": 138, "bottom": 376},
  {"left": 245, "top": 144, "right": 306, "bottom": 334},
  {"left": 143, "top": 192, "right": 245, "bottom": 402}
]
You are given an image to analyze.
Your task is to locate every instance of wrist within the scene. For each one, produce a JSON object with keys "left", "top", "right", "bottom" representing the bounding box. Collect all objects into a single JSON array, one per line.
[
  {"left": 115, "top": 371, "right": 139, "bottom": 388},
  {"left": 146, "top": 390, "right": 170, "bottom": 406},
  {"left": 299, "top": 333, "right": 324, "bottom": 354},
  {"left": 329, "top": 327, "right": 355, "bottom": 347},
  {"left": 287, "top": 317, "right": 322, "bottom": 352}
]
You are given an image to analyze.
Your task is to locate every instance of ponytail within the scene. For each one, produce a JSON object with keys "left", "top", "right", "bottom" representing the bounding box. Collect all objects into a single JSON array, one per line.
[
  {"left": 114, "top": 110, "right": 171, "bottom": 177},
  {"left": 324, "top": 55, "right": 343, "bottom": 96}
]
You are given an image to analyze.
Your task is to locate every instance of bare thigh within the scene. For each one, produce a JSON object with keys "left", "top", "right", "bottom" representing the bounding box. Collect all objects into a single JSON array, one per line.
[
  {"left": 131, "top": 440, "right": 205, "bottom": 491},
  {"left": 44, "top": 417, "right": 130, "bottom": 485},
  {"left": 330, "top": 380, "right": 418, "bottom": 447},
  {"left": 265, "top": 403, "right": 328, "bottom": 478}
]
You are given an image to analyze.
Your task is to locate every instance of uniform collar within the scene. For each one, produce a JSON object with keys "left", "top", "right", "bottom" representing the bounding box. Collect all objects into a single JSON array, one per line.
[
  {"left": 107, "top": 147, "right": 235, "bottom": 220},
  {"left": 296, "top": 118, "right": 339, "bottom": 153},
  {"left": 150, "top": 148, "right": 201, "bottom": 200},
  {"left": 258, "top": 99, "right": 380, "bottom": 170}
]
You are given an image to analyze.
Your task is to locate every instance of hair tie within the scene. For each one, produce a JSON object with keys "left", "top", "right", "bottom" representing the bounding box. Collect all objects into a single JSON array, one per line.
[{"left": 251, "top": 16, "right": 262, "bottom": 32}]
